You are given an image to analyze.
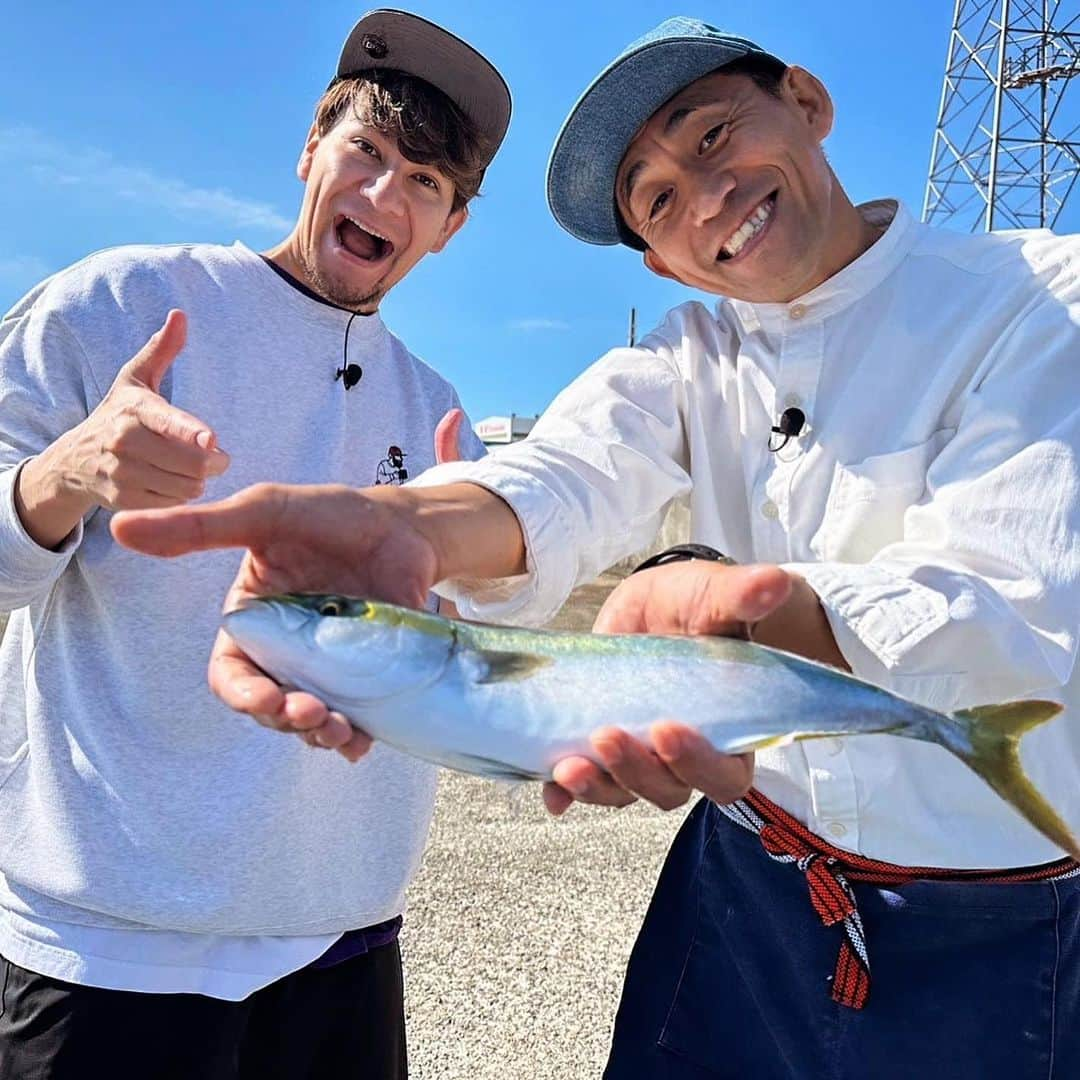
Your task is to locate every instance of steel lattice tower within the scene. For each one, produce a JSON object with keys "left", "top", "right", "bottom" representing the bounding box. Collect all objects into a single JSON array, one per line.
[{"left": 923, "top": 0, "right": 1080, "bottom": 231}]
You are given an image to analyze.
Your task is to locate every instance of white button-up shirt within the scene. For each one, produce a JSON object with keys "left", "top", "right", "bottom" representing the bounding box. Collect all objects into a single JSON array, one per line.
[{"left": 415, "top": 201, "right": 1080, "bottom": 869}]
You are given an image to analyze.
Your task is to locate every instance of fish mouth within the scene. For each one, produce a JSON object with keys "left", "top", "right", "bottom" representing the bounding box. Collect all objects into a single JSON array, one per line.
[
  {"left": 334, "top": 214, "right": 396, "bottom": 264},
  {"left": 716, "top": 192, "right": 777, "bottom": 263}
]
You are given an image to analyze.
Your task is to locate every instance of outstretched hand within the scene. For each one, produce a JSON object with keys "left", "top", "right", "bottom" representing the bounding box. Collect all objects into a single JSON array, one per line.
[
  {"left": 111, "top": 408, "right": 470, "bottom": 760},
  {"left": 542, "top": 561, "right": 793, "bottom": 816}
]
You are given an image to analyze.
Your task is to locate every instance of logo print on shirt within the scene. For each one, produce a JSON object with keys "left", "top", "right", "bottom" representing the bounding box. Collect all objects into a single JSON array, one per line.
[{"left": 375, "top": 445, "right": 409, "bottom": 486}]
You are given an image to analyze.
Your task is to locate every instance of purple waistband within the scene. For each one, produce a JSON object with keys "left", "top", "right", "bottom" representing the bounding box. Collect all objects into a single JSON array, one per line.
[{"left": 307, "top": 915, "right": 403, "bottom": 970}]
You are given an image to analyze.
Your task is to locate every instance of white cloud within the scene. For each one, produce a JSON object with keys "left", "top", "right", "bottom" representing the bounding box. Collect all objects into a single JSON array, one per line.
[
  {"left": 0, "top": 127, "right": 291, "bottom": 233},
  {"left": 508, "top": 317, "right": 571, "bottom": 332}
]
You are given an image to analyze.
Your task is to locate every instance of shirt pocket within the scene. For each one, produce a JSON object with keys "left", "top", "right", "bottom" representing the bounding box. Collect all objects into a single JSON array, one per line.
[{"left": 820, "top": 428, "right": 955, "bottom": 563}]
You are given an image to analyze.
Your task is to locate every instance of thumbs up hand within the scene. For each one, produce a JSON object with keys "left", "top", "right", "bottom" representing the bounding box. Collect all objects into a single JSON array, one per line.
[
  {"left": 16, "top": 310, "right": 230, "bottom": 549},
  {"left": 66, "top": 309, "right": 229, "bottom": 511}
]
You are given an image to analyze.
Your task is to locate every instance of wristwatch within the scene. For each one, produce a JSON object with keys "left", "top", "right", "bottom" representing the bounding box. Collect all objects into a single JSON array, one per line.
[{"left": 632, "top": 543, "right": 736, "bottom": 575}]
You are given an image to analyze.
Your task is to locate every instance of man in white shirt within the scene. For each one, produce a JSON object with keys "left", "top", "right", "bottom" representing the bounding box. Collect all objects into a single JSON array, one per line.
[
  {"left": 0, "top": 10, "right": 505, "bottom": 1079},
  {"left": 114, "top": 16, "right": 1080, "bottom": 1079}
]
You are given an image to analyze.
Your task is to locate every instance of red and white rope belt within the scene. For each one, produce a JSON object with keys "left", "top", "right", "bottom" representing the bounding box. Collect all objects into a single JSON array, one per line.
[{"left": 715, "top": 788, "right": 1080, "bottom": 1009}]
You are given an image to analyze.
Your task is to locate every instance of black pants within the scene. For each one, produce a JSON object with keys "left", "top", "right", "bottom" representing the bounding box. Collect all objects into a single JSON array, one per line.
[{"left": 0, "top": 940, "right": 407, "bottom": 1079}]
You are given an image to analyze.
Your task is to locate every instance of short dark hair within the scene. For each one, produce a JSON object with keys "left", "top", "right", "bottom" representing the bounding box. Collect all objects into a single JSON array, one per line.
[
  {"left": 718, "top": 53, "right": 789, "bottom": 97},
  {"left": 616, "top": 53, "right": 790, "bottom": 250},
  {"left": 314, "top": 69, "right": 495, "bottom": 212}
]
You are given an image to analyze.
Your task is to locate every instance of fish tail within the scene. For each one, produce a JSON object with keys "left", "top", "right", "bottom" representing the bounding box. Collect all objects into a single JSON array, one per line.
[{"left": 940, "top": 701, "right": 1080, "bottom": 859}]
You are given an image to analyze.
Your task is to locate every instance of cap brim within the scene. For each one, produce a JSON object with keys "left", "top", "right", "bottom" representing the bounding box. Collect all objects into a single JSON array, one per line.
[
  {"left": 337, "top": 9, "right": 511, "bottom": 168},
  {"left": 547, "top": 37, "right": 779, "bottom": 246}
]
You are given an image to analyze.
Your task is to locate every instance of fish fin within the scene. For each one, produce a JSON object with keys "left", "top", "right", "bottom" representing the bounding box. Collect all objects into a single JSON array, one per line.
[
  {"left": 465, "top": 648, "right": 552, "bottom": 684},
  {"left": 947, "top": 701, "right": 1079, "bottom": 859},
  {"left": 725, "top": 732, "right": 798, "bottom": 753}
]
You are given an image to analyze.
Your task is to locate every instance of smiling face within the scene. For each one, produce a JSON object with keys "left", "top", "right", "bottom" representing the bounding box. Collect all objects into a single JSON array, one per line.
[
  {"left": 615, "top": 67, "right": 875, "bottom": 304},
  {"left": 277, "top": 114, "right": 466, "bottom": 311}
]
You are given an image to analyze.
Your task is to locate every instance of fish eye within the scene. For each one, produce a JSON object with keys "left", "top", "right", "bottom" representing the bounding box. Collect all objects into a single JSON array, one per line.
[{"left": 318, "top": 599, "right": 345, "bottom": 617}]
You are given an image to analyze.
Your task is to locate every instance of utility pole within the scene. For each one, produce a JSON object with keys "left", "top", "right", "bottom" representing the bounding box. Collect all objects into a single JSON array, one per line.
[
  {"left": 923, "top": 0, "right": 1080, "bottom": 231},
  {"left": 628, "top": 307, "right": 637, "bottom": 348}
]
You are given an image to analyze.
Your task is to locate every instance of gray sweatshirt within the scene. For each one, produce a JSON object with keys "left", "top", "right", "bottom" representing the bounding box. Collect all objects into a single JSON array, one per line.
[{"left": 0, "top": 241, "right": 485, "bottom": 938}]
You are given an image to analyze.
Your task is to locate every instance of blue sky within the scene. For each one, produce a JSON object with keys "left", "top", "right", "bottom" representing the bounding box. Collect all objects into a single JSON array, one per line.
[{"left": 2, "top": 2, "right": 1075, "bottom": 421}]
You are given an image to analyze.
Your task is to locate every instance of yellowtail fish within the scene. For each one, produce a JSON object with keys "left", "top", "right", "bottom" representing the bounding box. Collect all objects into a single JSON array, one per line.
[{"left": 224, "top": 594, "right": 1079, "bottom": 858}]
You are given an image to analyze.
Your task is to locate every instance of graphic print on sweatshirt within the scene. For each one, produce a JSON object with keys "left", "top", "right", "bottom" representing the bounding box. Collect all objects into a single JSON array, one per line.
[{"left": 375, "top": 445, "right": 409, "bottom": 485}]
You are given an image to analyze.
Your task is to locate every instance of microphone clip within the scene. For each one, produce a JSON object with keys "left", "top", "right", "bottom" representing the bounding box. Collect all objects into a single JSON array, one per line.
[
  {"left": 335, "top": 363, "right": 363, "bottom": 391},
  {"left": 768, "top": 406, "right": 806, "bottom": 453}
]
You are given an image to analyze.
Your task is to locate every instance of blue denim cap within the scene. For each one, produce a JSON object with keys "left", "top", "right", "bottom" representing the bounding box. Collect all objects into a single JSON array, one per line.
[{"left": 546, "top": 17, "right": 782, "bottom": 248}]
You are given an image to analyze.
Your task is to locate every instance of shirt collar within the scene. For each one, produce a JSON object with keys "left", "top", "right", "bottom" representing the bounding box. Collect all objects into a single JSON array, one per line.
[
  {"left": 234, "top": 242, "right": 387, "bottom": 339},
  {"left": 724, "top": 199, "right": 918, "bottom": 334}
]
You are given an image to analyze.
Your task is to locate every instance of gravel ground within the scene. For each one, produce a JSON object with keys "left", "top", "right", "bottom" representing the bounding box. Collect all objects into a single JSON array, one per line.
[
  {"left": 403, "top": 575, "right": 691, "bottom": 1079},
  {"left": 0, "top": 579, "right": 689, "bottom": 1077}
]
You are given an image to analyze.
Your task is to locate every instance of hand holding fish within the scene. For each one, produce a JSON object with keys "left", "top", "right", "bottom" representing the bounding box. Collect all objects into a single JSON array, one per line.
[
  {"left": 112, "top": 480, "right": 442, "bottom": 755},
  {"left": 113, "top": 450, "right": 1080, "bottom": 858},
  {"left": 16, "top": 309, "right": 229, "bottom": 550},
  {"left": 111, "top": 408, "right": 524, "bottom": 756},
  {"left": 543, "top": 560, "right": 798, "bottom": 816}
]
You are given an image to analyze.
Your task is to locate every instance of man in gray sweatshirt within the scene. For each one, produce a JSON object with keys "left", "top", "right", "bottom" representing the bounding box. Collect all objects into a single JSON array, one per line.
[{"left": 0, "top": 10, "right": 507, "bottom": 1079}]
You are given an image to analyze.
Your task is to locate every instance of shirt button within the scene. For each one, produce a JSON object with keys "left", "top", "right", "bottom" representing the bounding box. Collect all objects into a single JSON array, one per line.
[
  {"left": 760, "top": 499, "right": 779, "bottom": 520},
  {"left": 827, "top": 822, "right": 848, "bottom": 839},
  {"left": 789, "top": 303, "right": 807, "bottom": 320}
]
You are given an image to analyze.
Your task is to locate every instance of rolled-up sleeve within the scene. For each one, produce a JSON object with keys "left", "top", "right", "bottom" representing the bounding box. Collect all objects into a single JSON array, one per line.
[
  {"left": 789, "top": 289, "right": 1080, "bottom": 712},
  {"left": 411, "top": 337, "right": 693, "bottom": 626}
]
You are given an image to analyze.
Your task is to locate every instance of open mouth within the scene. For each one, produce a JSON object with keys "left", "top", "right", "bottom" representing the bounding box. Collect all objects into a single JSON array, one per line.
[
  {"left": 334, "top": 215, "right": 396, "bottom": 263},
  {"left": 717, "top": 192, "right": 777, "bottom": 262}
]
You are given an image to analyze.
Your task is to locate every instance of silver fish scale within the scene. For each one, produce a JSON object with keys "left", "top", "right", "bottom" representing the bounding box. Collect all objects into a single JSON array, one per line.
[{"left": 353, "top": 640, "right": 940, "bottom": 780}]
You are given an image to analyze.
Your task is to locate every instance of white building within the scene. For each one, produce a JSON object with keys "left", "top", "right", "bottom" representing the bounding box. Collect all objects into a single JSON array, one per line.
[{"left": 474, "top": 414, "right": 536, "bottom": 446}]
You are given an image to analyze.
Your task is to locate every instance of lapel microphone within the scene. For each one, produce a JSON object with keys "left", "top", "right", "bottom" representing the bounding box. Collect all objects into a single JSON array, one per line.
[
  {"left": 336, "top": 363, "right": 363, "bottom": 390},
  {"left": 768, "top": 406, "right": 806, "bottom": 452}
]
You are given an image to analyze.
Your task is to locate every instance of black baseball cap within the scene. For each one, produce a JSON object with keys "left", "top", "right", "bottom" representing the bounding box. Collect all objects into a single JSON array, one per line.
[{"left": 336, "top": 9, "right": 512, "bottom": 169}]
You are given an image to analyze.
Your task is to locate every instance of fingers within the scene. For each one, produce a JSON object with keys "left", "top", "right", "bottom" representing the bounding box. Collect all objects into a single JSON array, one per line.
[
  {"left": 336, "top": 727, "right": 374, "bottom": 763},
  {"left": 650, "top": 722, "right": 754, "bottom": 805},
  {"left": 546, "top": 724, "right": 754, "bottom": 815},
  {"left": 208, "top": 628, "right": 286, "bottom": 716},
  {"left": 592, "top": 586, "right": 646, "bottom": 635},
  {"left": 433, "top": 408, "right": 465, "bottom": 465},
  {"left": 593, "top": 561, "right": 793, "bottom": 637},
  {"left": 550, "top": 753, "right": 638, "bottom": 810},
  {"left": 119, "top": 425, "right": 230, "bottom": 481},
  {"left": 119, "top": 310, "right": 188, "bottom": 393},
  {"left": 542, "top": 781, "right": 576, "bottom": 816},
  {"left": 734, "top": 565, "right": 792, "bottom": 623},
  {"left": 92, "top": 421, "right": 227, "bottom": 510},
  {"left": 275, "top": 708, "right": 372, "bottom": 761},
  {"left": 286, "top": 707, "right": 372, "bottom": 761},
  {"left": 207, "top": 628, "right": 373, "bottom": 763},
  {"left": 591, "top": 727, "right": 693, "bottom": 811},
  {"left": 113, "top": 310, "right": 221, "bottom": 452},
  {"left": 112, "top": 483, "right": 282, "bottom": 556},
  {"left": 134, "top": 397, "right": 224, "bottom": 454},
  {"left": 96, "top": 435, "right": 228, "bottom": 509}
]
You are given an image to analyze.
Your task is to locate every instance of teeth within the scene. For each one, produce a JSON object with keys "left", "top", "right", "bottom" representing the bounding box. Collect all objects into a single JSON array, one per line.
[
  {"left": 344, "top": 216, "right": 390, "bottom": 243},
  {"left": 721, "top": 198, "right": 773, "bottom": 258}
]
